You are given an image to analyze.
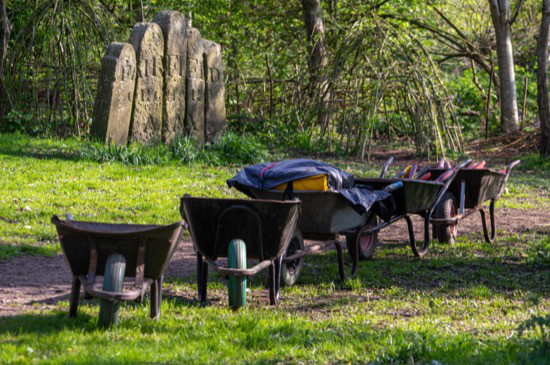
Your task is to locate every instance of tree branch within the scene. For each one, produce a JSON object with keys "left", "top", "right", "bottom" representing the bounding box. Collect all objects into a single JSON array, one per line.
[{"left": 510, "top": 0, "right": 524, "bottom": 25}]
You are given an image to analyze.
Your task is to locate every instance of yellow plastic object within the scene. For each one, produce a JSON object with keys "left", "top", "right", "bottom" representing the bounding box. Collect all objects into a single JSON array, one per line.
[{"left": 273, "top": 174, "right": 329, "bottom": 191}]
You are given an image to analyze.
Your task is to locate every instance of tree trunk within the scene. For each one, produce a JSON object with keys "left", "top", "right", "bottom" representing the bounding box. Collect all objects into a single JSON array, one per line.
[
  {"left": 0, "top": 0, "right": 11, "bottom": 120},
  {"left": 489, "top": 0, "right": 519, "bottom": 133},
  {"left": 0, "top": 0, "right": 9, "bottom": 75},
  {"left": 538, "top": 0, "right": 550, "bottom": 158},
  {"left": 301, "top": 0, "right": 331, "bottom": 129}
]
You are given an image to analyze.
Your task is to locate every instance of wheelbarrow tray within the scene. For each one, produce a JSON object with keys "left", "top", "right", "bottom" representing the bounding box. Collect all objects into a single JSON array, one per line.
[
  {"left": 181, "top": 196, "right": 301, "bottom": 261},
  {"left": 238, "top": 188, "right": 366, "bottom": 237},
  {"left": 429, "top": 169, "right": 505, "bottom": 209},
  {"left": 52, "top": 218, "right": 185, "bottom": 281},
  {"left": 353, "top": 178, "right": 444, "bottom": 216}
]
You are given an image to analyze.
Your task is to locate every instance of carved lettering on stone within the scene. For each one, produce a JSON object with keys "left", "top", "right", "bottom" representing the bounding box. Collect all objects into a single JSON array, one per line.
[
  {"left": 203, "top": 40, "right": 226, "bottom": 142},
  {"left": 91, "top": 42, "right": 136, "bottom": 145},
  {"left": 129, "top": 22, "right": 164, "bottom": 143},
  {"left": 186, "top": 26, "right": 205, "bottom": 145},
  {"left": 153, "top": 10, "right": 187, "bottom": 143}
]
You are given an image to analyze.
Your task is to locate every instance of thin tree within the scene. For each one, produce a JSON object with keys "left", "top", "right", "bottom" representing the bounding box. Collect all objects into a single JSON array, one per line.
[
  {"left": 538, "top": 0, "right": 550, "bottom": 158},
  {"left": 488, "top": 0, "right": 521, "bottom": 133},
  {"left": 301, "top": 0, "right": 331, "bottom": 130},
  {"left": 0, "top": 0, "right": 11, "bottom": 118}
]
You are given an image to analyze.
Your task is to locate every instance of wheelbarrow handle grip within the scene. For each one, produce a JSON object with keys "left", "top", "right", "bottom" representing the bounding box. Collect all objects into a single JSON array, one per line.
[
  {"left": 379, "top": 157, "right": 394, "bottom": 178},
  {"left": 506, "top": 160, "right": 521, "bottom": 174},
  {"left": 384, "top": 181, "right": 403, "bottom": 193},
  {"left": 495, "top": 160, "right": 521, "bottom": 200},
  {"left": 456, "top": 159, "right": 473, "bottom": 170}
]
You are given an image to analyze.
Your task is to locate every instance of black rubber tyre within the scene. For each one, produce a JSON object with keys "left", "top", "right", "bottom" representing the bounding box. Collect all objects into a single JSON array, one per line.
[
  {"left": 281, "top": 228, "right": 304, "bottom": 287},
  {"left": 346, "top": 215, "right": 378, "bottom": 260},
  {"left": 98, "top": 253, "right": 126, "bottom": 327},
  {"left": 435, "top": 191, "right": 458, "bottom": 245}
]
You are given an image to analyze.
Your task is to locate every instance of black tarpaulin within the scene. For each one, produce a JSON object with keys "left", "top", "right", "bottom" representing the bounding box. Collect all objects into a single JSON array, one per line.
[{"left": 227, "top": 159, "right": 395, "bottom": 220}]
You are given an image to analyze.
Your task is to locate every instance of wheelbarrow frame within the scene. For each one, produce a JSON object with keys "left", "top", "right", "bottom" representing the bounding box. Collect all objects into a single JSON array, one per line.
[
  {"left": 352, "top": 158, "right": 472, "bottom": 259},
  {"left": 51, "top": 215, "right": 185, "bottom": 321},
  {"left": 180, "top": 196, "right": 301, "bottom": 305},
  {"left": 237, "top": 188, "right": 355, "bottom": 282},
  {"left": 429, "top": 160, "right": 520, "bottom": 243}
]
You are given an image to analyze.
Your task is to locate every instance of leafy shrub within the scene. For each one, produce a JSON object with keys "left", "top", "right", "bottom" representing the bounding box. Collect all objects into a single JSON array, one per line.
[
  {"left": 0, "top": 108, "right": 41, "bottom": 135},
  {"left": 79, "top": 132, "right": 269, "bottom": 166},
  {"left": 209, "top": 132, "right": 269, "bottom": 165},
  {"left": 517, "top": 153, "right": 550, "bottom": 172}
]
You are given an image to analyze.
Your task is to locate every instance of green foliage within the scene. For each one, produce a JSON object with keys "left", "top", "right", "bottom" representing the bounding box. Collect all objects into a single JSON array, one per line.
[
  {"left": 0, "top": 107, "right": 40, "bottom": 135},
  {"left": 79, "top": 132, "right": 269, "bottom": 166},
  {"left": 517, "top": 153, "right": 550, "bottom": 172},
  {"left": 517, "top": 314, "right": 550, "bottom": 363}
]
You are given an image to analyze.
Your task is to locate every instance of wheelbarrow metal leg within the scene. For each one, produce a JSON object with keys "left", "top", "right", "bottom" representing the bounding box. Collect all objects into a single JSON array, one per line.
[
  {"left": 349, "top": 238, "right": 359, "bottom": 279},
  {"left": 269, "top": 261, "right": 276, "bottom": 305},
  {"left": 480, "top": 199, "right": 497, "bottom": 243},
  {"left": 406, "top": 215, "right": 425, "bottom": 257},
  {"left": 269, "top": 256, "right": 283, "bottom": 305},
  {"left": 150, "top": 275, "right": 162, "bottom": 320},
  {"left": 196, "top": 253, "right": 209, "bottom": 302},
  {"left": 196, "top": 253, "right": 203, "bottom": 299},
  {"left": 69, "top": 276, "right": 81, "bottom": 318},
  {"left": 334, "top": 241, "right": 345, "bottom": 282}
]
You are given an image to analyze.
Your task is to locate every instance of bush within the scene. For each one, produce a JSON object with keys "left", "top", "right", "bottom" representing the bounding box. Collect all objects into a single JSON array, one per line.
[{"left": 79, "top": 132, "right": 270, "bottom": 166}]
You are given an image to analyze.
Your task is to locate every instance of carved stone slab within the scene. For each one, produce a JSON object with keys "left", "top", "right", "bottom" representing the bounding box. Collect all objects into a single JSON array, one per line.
[
  {"left": 129, "top": 23, "right": 164, "bottom": 143},
  {"left": 153, "top": 11, "right": 187, "bottom": 143},
  {"left": 203, "top": 40, "right": 226, "bottom": 142},
  {"left": 91, "top": 42, "right": 136, "bottom": 145},
  {"left": 186, "top": 26, "right": 205, "bottom": 145}
]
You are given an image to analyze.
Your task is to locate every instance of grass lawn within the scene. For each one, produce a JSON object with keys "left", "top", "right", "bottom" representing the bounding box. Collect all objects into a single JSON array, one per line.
[{"left": 0, "top": 133, "right": 548, "bottom": 364}]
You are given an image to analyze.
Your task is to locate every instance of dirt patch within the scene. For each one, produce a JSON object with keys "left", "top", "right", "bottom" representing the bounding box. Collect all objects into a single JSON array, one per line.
[
  {"left": 0, "top": 239, "right": 198, "bottom": 317},
  {"left": 1, "top": 205, "right": 548, "bottom": 317},
  {"left": 378, "top": 206, "right": 550, "bottom": 244}
]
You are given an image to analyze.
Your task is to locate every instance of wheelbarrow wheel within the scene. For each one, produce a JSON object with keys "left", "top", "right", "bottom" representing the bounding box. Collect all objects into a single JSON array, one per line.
[
  {"left": 98, "top": 253, "right": 126, "bottom": 327},
  {"left": 281, "top": 227, "right": 304, "bottom": 287},
  {"left": 228, "top": 239, "right": 247, "bottom": 309},
  {"left": 435, "top": 191, "right": 458, "bottom": 245},
  {"left": 347, "top": 215, "right": 378, "bottom": 260}
]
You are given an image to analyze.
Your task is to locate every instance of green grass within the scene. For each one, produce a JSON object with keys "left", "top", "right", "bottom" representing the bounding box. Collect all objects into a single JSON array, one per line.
[{"left": 0, "top": 133, "right": 548, "bottom": 363}]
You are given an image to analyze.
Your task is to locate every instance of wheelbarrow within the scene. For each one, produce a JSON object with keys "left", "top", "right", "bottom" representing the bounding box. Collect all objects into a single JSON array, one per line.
[
  {"left": 351, "top": 158, "right": 472, "bottom": 259},
  {"left": 51, "top": 215, "right": 185, "bottom": 326},
  {"left": 428, "top": 160, "right": 521, "bottom": 244},
  {"left": 180, "top": 196, "right": 300, "bottom": 308},
  {"left": 234, "top": 163, "right": 409, "bottom": 286}
]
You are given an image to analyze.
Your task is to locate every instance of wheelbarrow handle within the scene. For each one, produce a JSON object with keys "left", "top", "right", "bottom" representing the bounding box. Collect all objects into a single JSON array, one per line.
[
  {"left": 495, "top": 159, "right": 521, "bottom": 200},
  {"left": 379, "top": 157, "right": 394, "bottom": 178},
  {"left": 505, "top": 160, "right": 521, "bottom": 175},
  {"left": 440, "top": 159, "right": 471, "bottom": 186},
  {"left": 429, "top": 159, "right": 472, "bottom": 219},
  {"left": 456, "top": 159, "right": 473, "bottom": 171}
]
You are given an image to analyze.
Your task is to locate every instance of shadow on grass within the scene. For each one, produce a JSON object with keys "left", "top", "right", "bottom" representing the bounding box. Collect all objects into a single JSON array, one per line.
[
  {"left": 0, "top": 308, "right": 545, "bottom": 365},
  {"left": 0, "top": 135, "right": 80, "bottom": 162},
  {"left": 0, "top": 243, "right": 57, "bottom": 261},
  {"left": 0, "top": 310, "right": 96, "bottom": 334},
  {"left": 165, "top": 249, "right": 549, "bottom": 297}
]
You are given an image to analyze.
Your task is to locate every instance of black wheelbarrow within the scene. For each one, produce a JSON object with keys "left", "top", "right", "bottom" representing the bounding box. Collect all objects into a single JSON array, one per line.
[
  {"left": 236, "top": 181, "right": 405, "bottom": 286},
  {"left": 51, "top": 215, "right": 185, "bottom": 326},
  {"left": 180, "top": 196, "right": 300, "bottom": 308},
  {"left": 428, "top": 160, "right": 521, "bottom": 244},
  {"left": 351, "top": 158, "right": 472, "bottom": 259}
]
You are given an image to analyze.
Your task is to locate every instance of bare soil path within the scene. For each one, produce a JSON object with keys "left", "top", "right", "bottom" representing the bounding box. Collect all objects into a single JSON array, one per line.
[{"left": 1, "top": 204, "right": 548, "bottom": 317}]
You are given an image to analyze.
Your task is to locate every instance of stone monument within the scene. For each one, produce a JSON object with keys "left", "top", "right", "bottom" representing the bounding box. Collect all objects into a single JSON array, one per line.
[
  {"left": 153, "top": 10, "right": 187, "bottom": 144},
  {"left": 186, "top": 22, "right": 205, "bottom": 145},
  {"left": 91, "top": 10, "right": 226, "bottom": 147},
  {"left": 91, "top": 42, "right": 136, "bottom": 145},
  {"left": 128, "top": 23, "right": 164, "bottom": 143},
  {"left": 203, "top": 40, "right": 226, "bottom": 142}
]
